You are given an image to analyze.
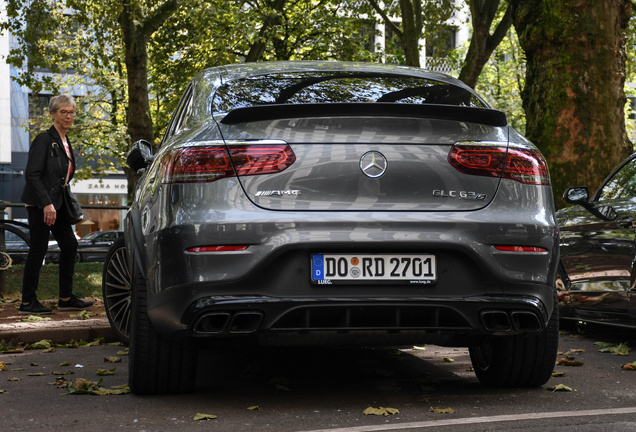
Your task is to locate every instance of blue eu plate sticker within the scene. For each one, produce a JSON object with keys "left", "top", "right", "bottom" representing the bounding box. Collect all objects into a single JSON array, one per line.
[{"left": 312, "top": 255, "right": 324, "bottom": 280}]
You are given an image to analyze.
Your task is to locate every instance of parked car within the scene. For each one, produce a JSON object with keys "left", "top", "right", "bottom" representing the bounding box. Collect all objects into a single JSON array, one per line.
[
  {"left": 5, "top": 228, "right": 57, "bottom": 265},
  {"left": 47, "top": 230, "right": 124, "bottom": 263},
  {"left": 103, "top": 61, "right": 559, "bottom": 395},
  {"left": 5, "top": 228, "right": 30, "bottom": 265},
  {"left": 557, "top": 151, "right": 636, "bottom": 329}
]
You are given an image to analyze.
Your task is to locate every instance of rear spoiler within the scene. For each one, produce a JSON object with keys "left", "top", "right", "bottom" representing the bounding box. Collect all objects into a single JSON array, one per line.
[{"left": 219, "top": 103, "right": 507, "bottom": 127}]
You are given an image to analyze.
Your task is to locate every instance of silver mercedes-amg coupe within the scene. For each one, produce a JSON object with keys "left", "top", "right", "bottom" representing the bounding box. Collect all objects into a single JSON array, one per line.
[{"left": 102, "top": 61, "right": 559, "bottom": 394}]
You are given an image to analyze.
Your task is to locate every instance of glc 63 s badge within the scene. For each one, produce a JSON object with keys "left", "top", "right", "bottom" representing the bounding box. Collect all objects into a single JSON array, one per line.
[{"left": 433, "top": 190, "right": 487, "bottom": 200}]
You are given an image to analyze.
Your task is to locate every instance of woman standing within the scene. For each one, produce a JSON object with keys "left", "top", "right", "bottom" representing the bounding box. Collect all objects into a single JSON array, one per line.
[{"left": 19, "top": 95, "right": 93, "bottom": 314}]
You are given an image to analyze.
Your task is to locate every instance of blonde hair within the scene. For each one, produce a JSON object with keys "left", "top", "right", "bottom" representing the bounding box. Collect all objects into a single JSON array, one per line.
[{"left": 49, "top": 95, "right": 77, "bottom": 113}]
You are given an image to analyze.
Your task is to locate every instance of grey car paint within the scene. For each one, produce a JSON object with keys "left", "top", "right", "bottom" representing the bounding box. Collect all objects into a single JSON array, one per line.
[{"left": 128, "top": 64, "right": 556, "bottom": 333}]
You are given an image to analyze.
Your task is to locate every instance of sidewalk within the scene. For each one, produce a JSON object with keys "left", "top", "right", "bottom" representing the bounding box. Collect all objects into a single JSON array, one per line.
[
  {"left": 0, "top": 298, "right": 115, "bottom": 344},
  {"left": 0, "top": 317, "right": 114, "bottom": 344}
]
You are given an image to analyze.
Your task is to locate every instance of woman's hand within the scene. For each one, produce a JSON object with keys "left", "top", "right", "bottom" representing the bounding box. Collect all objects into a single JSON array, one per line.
[{"left": 43, "top": 204, "right": 56, "bottom": 226}]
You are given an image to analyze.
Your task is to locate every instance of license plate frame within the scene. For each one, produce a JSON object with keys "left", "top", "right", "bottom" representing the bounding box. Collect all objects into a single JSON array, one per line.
[{"left": 310, "top": 253, "right": 436, "bottom": 285}]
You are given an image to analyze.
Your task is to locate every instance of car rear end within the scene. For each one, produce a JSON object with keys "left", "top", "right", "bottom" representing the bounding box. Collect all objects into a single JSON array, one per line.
[{"left": 131, "top": 64, "right": 558, "bottom": 348}]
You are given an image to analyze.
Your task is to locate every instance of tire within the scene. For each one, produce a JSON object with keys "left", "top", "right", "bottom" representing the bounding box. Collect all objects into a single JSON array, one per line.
[
  {"left": 128, "top": 257, "right": 198, "bottom": 395},
  {"left": 102, "top": 237, "right": 131, "bottom": 345},
  {"left": 75, "top": 253, "right": 82, "bottom": 263},
  {"left": 469, "top": 291, "right": 559, "bottom": 388}
]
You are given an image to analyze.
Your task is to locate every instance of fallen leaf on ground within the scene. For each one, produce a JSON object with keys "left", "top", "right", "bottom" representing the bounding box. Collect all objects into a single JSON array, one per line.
[
  {"left": 61, "top": 378, "right": 128, "bottom": 395},
  {"left": 562, "top": 349, "right": 585, "bottom": 355},
  {"left": 594, "top": 341, "right": 614, "bottom": 347},
  {"left": 556, "top": 357, "right": 584, "bottom": 366},
  {"left": 275, "top": 384, "right": 290, "bottom": 392},
  {"left": 0, "top": 362, "right": 6, "bottom": 371},
  {"left": 622, "top": 361, "right": 636, "bottom": 370},
  {"left": 363, "top": 407, "right": 399, "bottom": 416},
  {"left": 0, "top": 389, "right": 6, "bottom": 394},
  {"left": 193, "top": 413, "right": 217, "bottom": 421},
  {"left": 60, "top": 362, "right": 70, "bottom": 366},
  {"left": 547, "top": 384, "right": 573, "bottom": 392},
  {"left": 43, "top": 347, "right": 56, "bottom": 353},
  {"left": 27, "top": 373, "right": 45, "bottom": 376},
  {"left": 247, "top": 406, "right": 260, "bottom": 410},
  {"left": 69, "top": 310, "right": 94, "bottom": 320},
  {"left": 110, "top": 384, "right": 128, "bottom": 389},
  {"left": 11, "top": 368, "right": 24, "bottom": 371},
  {"left": 52, "top": 371, "right": 74, "bottom": 376},
  {"left": 96, "top": 368, "right": 116, "bottom": 376},
  {"left": 28, "top": 340, "right": 53, "bottom": 350},
  {"left": 552, "top": 371, "right": 565, "bottom": 377},
  {"left": 20, "top": 315, "right": 52, "bottom": 322},
  {"left": 412, "top": 346, "right": 426, "bottom": 350},
  {"left": 443, "top": 357, "right": 454, "bottom": 362},
  {"left": 117, "top": 348, "right": 129, "bottom": 356},
  {"left": 104, "top": 357, "right": 121, "bottom": 363},
  {"left": 7, "top": 377, "right": 20, "bottom": 381},
  {"left": 599, "top": 343, "right": 630, "bottom": 356},
  {"left": 31, "top": 363, "right": 38, "bottom": 366},
  {"left": 430, "top": 407, "right": 456, "bottom": 414}
]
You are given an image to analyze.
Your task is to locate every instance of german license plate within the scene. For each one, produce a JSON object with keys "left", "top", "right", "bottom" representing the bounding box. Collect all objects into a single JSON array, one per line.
[{"left": 311, "top": 254, "right": 436, "bottom": 285}]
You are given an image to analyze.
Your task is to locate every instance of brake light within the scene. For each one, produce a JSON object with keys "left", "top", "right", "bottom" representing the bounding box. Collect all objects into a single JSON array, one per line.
[
  {"left": 494, "top": 246, "right": 547, "bottom": 253},
  {"left": 161, "top": 146, "right": 234, "bottom": 183},
  {"left": 229, "top": 145, "right": 295, "bottom": 176},
  {"left": 449, "top": 145, "right": 550, "bottom": 185},
  {"left": 187, "top": 245, "right": 249, "bottom": 252},
  {"left": 161, "top": 144, "right": 295, "bottom": 184}
]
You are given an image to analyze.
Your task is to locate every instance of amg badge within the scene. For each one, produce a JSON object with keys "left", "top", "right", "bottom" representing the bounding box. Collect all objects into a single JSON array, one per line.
[
  {"left": 255, "top": 190, "right": 301, "bottom": 197},
  {"left": 433, "top": 190, "right": 487, "bottom": 200}
]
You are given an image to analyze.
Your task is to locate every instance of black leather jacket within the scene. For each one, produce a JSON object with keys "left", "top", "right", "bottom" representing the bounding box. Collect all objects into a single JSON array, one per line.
[{"left": 21, "top": 126, "right": 76, "bottom": 210}]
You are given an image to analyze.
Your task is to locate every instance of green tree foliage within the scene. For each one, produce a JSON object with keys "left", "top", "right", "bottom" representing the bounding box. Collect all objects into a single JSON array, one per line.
[
  {"left": 473, "top": 27, "right": 526, "bottom": 134},
  {"left": 359, "top": 0, "right": 458, "bottom": 67}
]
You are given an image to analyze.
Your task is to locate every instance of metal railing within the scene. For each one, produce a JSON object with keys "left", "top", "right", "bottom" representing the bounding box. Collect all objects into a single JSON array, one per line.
[{"left": 0, "top": 201, "right": 129, "bottom": 297}]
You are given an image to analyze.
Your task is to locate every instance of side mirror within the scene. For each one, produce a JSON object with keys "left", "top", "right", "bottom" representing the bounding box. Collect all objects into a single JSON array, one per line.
[
  {"left": 564, "top": 186, "right": 617, "bottom": 221},
  {"left": 127, "top": 139, "right": 154, "bottom": 172},
  {"left": 563, "top": 186, "right": 589, "bottom": 204}
]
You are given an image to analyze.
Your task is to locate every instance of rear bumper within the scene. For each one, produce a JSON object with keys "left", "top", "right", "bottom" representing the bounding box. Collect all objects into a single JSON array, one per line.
[{"left": 147, "top": 291, "right": 553, "bottom": 346}]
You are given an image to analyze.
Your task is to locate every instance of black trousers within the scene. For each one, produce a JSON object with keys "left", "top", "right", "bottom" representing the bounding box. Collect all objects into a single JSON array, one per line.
[{"left": 22, "top": 206, "right": 78, "bottom": 303}]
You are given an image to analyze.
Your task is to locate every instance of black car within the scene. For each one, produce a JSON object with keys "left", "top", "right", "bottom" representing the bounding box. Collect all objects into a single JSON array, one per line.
[
  {"left": 557, "top": 151, "right": 636, "bottom": 329},
  {"left": 48, "top": 230, "right": 124, "bottom": 263}
]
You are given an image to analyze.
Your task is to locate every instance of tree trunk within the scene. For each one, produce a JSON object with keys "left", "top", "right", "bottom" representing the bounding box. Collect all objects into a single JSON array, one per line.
[
  {"left": 458, "top": 0, "right": 512, "bottom": 89},
  {"left": 509, "top": 0, "right": 632, "bottom": 208},
  {"left": 398, "top": 0, "right": 422, "bottom": 67},
  {"left": 118, "top": 0, "right": 181, "bottom": 201}
]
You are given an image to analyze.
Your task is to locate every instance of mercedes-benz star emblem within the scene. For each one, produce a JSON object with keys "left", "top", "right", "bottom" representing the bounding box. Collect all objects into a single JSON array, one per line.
[{"left": 359, "top": 151, "right": 388, "bottom": 178}]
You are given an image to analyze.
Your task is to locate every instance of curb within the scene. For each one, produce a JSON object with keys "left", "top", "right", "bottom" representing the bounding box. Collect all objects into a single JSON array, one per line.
[{"left": 0, "top": 318, "right": 115, "bottom": 344}]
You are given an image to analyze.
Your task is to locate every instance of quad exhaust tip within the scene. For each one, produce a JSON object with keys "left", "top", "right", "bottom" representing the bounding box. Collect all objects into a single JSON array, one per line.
[
  {"left": 193, "top": 311, "right": 264, "bottom": 334},
  {"left": 481, "top": 310, "right": 542, "bottom": 333}
]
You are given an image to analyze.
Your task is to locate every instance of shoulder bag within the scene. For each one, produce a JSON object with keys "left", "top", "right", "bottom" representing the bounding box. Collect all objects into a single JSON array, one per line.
[{"left": 52, "top": 142, "right": 84, "bottom": 225}]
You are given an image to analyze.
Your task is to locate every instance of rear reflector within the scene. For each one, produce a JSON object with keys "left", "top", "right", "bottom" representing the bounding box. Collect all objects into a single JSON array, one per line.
[
  {"left": 494, "top": 246, "right": 547, "bottom": 253},
  {"left": 449, "top": 144, "right": 550, "bottom": 185},
  {"left": 187, "top": 246, "right": 249, "bottom": 252},
  {"left": 161, "top": 144, "right": 295, "bottom": 184}
]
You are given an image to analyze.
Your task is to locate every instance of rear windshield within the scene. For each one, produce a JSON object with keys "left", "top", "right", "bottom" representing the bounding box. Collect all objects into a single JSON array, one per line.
[{"left": 213, "top": 72, "right": 485, "bottom": 113}]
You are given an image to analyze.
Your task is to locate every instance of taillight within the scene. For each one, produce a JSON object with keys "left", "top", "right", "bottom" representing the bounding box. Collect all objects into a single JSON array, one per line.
[
  {"left": 449, "top": 144, "right": 550, "bottom": 185},
  {"left": 161, "top": 144, "right": 295, "bottom": 184},
  {"left": 187, "top": 245, "right": 249, "bottom": 252},
  {"left": 494, "top": 245, "right": 547, "bottom": 253},
  {"left": 229, "top": 145, "right": 295, "bottom": 176}
]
